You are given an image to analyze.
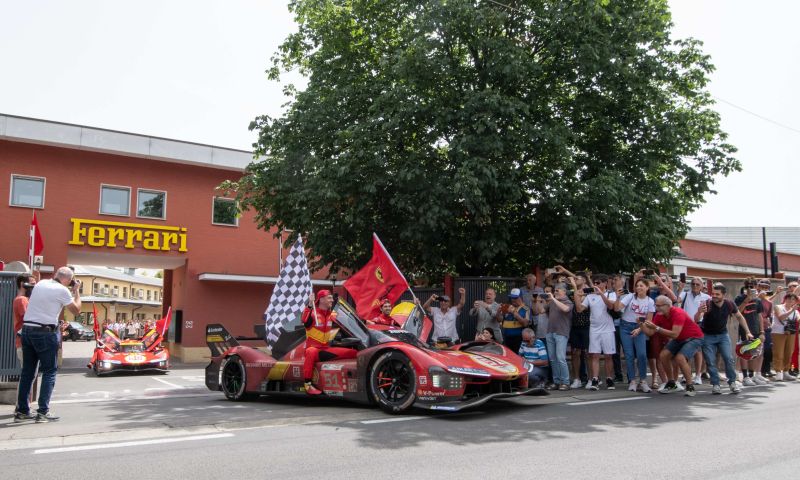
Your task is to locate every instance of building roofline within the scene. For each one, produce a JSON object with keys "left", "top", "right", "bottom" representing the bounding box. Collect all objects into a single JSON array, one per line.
[{"left": 0, "top": 112, "right": 257, "bottom": 171}]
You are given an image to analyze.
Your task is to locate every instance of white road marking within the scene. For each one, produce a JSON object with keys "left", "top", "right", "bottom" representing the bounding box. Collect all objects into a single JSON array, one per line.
[
  {"left": 360, "top": 416, "right": 426, "bottom": 424},
  {"left": 566, "top": 397, "right": 651, "bottom": 406},
  {"left": 33, "top": 433, "right": 235, "bottom": 454},
  {"left": 151, "top": 377, "right": 184, "bottom": 389}
]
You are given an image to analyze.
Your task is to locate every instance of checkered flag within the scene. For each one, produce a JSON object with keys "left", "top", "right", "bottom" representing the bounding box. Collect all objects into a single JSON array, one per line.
[{"left": 263, "top": 235, "right": 312, "bottom": 348}]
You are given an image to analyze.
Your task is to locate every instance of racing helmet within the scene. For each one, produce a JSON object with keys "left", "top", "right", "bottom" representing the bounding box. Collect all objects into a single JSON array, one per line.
[{"left": 735, "top": 338, "right": 763, "bottom": 360}]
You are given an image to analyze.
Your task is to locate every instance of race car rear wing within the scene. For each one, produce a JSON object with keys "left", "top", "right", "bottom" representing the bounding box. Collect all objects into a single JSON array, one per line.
[{"left": 206, "top": 324, "right": 240, "bottom": 358}]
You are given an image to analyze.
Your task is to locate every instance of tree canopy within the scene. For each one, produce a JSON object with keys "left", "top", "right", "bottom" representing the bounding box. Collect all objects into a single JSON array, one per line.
[{"left": 226, "top": 0, "right": 739, "bottom": 280}]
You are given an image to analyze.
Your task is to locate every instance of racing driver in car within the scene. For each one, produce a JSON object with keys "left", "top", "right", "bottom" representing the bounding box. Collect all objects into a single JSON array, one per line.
[
  {"left": 368, "top": 298, "right": 399, "bottom": 327},
  {"left": 302, "top": 289, "right": 358, "bottom": 395}
]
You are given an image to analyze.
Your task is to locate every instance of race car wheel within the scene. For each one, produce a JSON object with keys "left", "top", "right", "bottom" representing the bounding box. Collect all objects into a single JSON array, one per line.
[
  {"left": 221, "top": 355, "right": 256, "bottom": 401},
  {"left": 370, "top": 351, "right": 417, "bottom": 414}
]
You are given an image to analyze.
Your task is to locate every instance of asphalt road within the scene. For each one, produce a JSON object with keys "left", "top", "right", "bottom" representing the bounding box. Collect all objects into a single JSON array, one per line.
[{"left": 3, "top": 356, "right": 800, "bottom": 480}]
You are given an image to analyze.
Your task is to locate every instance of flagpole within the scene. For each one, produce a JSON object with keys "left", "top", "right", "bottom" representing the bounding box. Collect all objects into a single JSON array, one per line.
[
  {"left": 29, "top": 210, "right": 35, "bottom": 272},
  {"left": 372, "top": 232, "right": 417, "bottom": 304}
]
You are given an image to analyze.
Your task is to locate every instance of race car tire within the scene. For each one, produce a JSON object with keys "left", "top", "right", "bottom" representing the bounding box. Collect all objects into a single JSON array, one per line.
[
  {"left": 221, "top": 355, "right": 257, "bottom": 401},
  {"left": 92, "top": 362, "right": 104, "bottom": 377},
  {"left": 369, "top": 351, "right": 417, "bottom": 414}
]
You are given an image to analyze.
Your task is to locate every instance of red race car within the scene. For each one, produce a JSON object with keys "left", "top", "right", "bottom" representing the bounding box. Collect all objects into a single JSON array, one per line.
[
  {"left": 205, "top": 300, "right": 546, "bottom": 413},
  {"left": 88, "top": 328, "right": 170, "bottom": 376}
]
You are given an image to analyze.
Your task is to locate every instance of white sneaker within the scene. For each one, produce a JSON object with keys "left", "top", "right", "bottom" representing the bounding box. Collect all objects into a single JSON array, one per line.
[
  {"left": 639, "top": 381, "right": 652, "bottom": 393},
  {"left": 693, "top": 376, "right": 703, "bottom": 385},
  {"left": 743, "top": 377, "right": 756, "bottom": 386},
  {"left": 785, "top": 372, "right": 797, "bottom": 381},
  {"left": 570, "top": 379, "right": 582, "bottom": 389},
  {"left": 628, "top": 381, "right": 637, "bottom": 392},
  {"left": 775, "top": 372, "right": 784, "bottom": 381},
  {"left": 730, "top": 382, "right": 742, "bottom": 394},
  {"left": 753, "top": 375, "right": 768, "bottom": 385}
]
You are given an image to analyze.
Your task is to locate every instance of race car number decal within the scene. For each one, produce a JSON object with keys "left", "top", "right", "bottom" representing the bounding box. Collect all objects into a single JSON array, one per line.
[
  {"left": 124, "top": 353, "right": 146, "bottom": 363},
  {"left": 469, "top": 354, "right": 518, "bottom": 375},
  {"left": 418, "top": 375, "right": 427, "bottom": 385}
]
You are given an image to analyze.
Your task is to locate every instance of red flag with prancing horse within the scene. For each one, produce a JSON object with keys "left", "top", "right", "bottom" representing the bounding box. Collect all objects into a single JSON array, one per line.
[{"left": 343, "top": 234, "right": 409, "bottom": 319}]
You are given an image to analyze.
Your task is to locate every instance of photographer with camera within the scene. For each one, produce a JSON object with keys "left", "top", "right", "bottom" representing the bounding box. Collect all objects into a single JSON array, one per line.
[
  {"left": 734, "top": 279, "right": 767, "bottom": 386},
  {"left": 423, "top": 288, "right": 466, "bottom": 344},
  {"left": 495, "top": 288, "right": 530, "bottom": 354},
  {"left": 14, "top": 267, "right": 81, "bottom": 423},
  {"left": 771, "top": 292, "right": 799, "bottom": 381}
]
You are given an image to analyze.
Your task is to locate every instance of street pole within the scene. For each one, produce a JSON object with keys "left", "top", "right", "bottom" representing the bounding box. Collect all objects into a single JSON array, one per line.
[{"left": 762, "top": 227, "right": 768, "bottom": 278}]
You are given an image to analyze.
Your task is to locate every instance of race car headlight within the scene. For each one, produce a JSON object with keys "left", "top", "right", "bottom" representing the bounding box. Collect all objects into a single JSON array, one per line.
[
  {"left": 429, "top": 367, "right": 464, "bottom": 390},
  {"left": 102, "top": 361, "right": 111, "bottom": 368}
]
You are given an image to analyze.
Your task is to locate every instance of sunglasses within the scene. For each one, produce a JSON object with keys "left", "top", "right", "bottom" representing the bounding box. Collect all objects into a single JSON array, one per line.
[{"left": 593, "top": 281, "right": 601, "bottom": 285}]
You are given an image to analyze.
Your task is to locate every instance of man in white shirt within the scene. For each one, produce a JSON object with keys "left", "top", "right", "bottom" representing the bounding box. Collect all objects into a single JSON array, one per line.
[
  {"left": 576, "top": 274, "right": 617, "bottom": 390},
  {"left": 15, "top": 267, "right": 81, "bottom": 423},
  {"left": 423, "top": 288, "right": 466, "bottom": 343},
  {"left": 679, "top": 277, "right": 711, "bottom": 385}
]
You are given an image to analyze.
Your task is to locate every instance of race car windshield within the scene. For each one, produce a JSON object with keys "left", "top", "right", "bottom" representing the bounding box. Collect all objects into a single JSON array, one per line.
[
  {"left": 333, "top": 300, "right": 370, "bottom": 347},
  {"left": 120, "top": 343, "right": 144, "bottom": 353}
]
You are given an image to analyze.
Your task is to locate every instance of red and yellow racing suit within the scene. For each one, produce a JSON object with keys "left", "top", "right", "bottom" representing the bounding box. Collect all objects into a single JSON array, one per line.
[{"left": 302, "top": 307, "right": 357, "bottom": 381}]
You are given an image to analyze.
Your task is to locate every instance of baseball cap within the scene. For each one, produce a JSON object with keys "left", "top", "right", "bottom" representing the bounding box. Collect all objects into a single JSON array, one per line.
[
  {"left": 757, "top": 279, "right": 770, "bottom": 287},
  {"left": 509, "top": 288, "right": 521, "bottom": 299}
]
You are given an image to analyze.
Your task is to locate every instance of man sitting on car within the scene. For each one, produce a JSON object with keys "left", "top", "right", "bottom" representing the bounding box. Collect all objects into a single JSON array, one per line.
[{"left": 301, "top": 290, "right": 358, "bottom": 395}]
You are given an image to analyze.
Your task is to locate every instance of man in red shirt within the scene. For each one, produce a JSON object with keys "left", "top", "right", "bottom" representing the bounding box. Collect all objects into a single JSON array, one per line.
[
  {"left": 301, "top": 290, "right": 357, "bottom": 395},
  {"left": 12, "top": 274, "right": 36, "bottom": 353},
  {"left": 639, "top": 295, "right": 704, "bottom": 397},
  {"left": 368, "top": 298, "right": 398, "bottom": 327}
]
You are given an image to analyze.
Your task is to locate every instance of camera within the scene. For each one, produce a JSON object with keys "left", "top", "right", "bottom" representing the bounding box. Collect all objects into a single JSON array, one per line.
[
  {"left": 582, "top": 287, "right": 594, "bottom": 294},
  {"left": 643, "top": 269, "right": 655, "bottom": 276},
  {"left": 68, "top": 278, "right": 81, "bottom": 288},
  {"left": 618, "top": 289, "right": 629, "bottom": 296},
  {"left": 749, "top": 289, "right": 758, "bottom": 296},
  {"left": 679, "top": 273, "right": 686, "bottom": 283}
]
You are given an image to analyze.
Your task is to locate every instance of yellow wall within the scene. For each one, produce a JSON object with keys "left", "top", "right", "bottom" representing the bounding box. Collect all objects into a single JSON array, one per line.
[{"left": 70, "top": 273, "right": 163, "bottom": 325}]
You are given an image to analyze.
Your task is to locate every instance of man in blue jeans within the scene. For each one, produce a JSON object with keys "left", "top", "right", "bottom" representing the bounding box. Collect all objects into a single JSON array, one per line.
[
  {"left": 15, "top": 267, "right": 82, "bottom": 423},
  {"left": 544, "top": 284, "right": 573, "bottom": 390},
  {"left": 697, "top": 284, "right": 753, "bottom": 394}
]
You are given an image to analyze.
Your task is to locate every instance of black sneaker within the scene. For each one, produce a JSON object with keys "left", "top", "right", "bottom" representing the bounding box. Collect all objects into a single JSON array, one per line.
[
  {"left": 684, "top": 384, "right": 696, "bottom": 397},
  {"left": 659, "top": 381, "right": 681, "bottom": 394},
  {"left": 13, "top": 411, "right": 35, "bottom": 423},
  {"left": 614, "top": 374, "right": 624, "bottom": 383},
  {"left": 587, "top": 378, "right": 600, "bottom": 391},
  {"left": 606, "top": 378, "right": 616, "bottom": 390},
  {"left": 35, "top": 412, "right": 60, "bottom": 423}
]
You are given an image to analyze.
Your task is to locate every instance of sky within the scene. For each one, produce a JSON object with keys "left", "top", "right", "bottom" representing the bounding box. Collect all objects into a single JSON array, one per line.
[{"left": 1, "top": 0, "right": 798, "bottom": 227}]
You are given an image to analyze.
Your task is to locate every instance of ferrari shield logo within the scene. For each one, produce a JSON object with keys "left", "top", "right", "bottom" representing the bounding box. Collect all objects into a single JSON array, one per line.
[{"left": 374, "top": 267, "right": 384, "bottom": 283}]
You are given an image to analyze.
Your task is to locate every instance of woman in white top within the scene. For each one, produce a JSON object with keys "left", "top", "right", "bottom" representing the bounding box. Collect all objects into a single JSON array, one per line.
[
  {"left": 771, "top": 293, "right": 799, "bottom": 381},
  {"left": 614, "top": 279, "right": 656, "bottom": 392}
]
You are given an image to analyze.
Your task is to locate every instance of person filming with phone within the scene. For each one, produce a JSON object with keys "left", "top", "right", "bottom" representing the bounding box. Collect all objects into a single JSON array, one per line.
[{"left": 14, "top": 266, "right": 82, "bottom": 423}]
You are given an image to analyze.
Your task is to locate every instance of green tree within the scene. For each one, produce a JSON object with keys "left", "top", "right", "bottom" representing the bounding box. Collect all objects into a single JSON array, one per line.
[{"left": 228, "top": 0, "right": 738, "bottom": 278}]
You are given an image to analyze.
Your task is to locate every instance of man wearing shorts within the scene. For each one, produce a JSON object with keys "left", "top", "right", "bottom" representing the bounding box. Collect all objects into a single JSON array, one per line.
[
  {"left": 576, "top": 274, "right": 617, "bottom": 390},
  {"left": 640, "top": 296, "right": 704, "bottom": 397}
]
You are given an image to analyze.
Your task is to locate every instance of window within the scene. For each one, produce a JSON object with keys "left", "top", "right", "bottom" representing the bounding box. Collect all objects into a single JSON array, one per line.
[
  {"left": 10, "top": 175, "right": 45, "bottom": 208},
  {"left": 212, "top": 197, "right": 238, "bottom": 226},
  {"left": 122, "top": 287, "right": 127, "bottom": 298},
  {"left": 100, "top": 185, "right": 130, "bottom": 216},
  {"left": 147, "top": 290, "right": 152, "bottom": 301},
  {"left": 93, "top": 283, "right": 100, "bottom": 294},
  {"left": 116, "top": 312, "right": 127, "bottom": 321},
  {"left": 112, "top": 286, "right": 119, "bottom": 297},
  {"left": 136, "top": 189, "right": 166, "bottom": 219}
]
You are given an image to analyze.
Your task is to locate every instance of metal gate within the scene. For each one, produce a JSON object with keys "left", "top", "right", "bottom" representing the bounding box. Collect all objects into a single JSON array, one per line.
[
  {"left": 0, "top": 272, "right": 21, "bottom": 380},
  {"left": 454, "top": 277, "right": 525, "bottom": 342}
]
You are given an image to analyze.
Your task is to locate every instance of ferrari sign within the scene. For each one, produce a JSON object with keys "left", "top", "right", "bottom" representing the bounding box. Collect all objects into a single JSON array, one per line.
[{"left": 68, "top": 218, "right": 188, "bottom": 252}]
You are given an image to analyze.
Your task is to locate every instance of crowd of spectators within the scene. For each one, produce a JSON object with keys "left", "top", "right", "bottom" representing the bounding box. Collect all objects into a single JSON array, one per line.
[{"left": 424, "top": 268, "right": 800, "bottom": 397}]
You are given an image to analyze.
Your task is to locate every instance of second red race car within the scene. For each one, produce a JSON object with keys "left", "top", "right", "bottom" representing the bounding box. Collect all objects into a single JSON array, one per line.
[
  {"left": 205, "top": 299, "right": 546, "bottom": 413},
  {"left": 88, "top": 327, "right": 170, "bottom": 376}
]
